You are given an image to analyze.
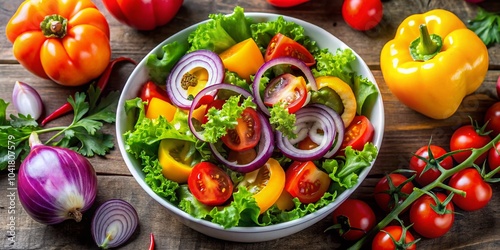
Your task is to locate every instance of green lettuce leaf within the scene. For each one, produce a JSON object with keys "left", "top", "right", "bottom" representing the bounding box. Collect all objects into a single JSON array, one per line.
[
  {"left": 188, "top": 6, "right": 253, "bottom": 53},
  {"left": 146, "top": 41, "right": 189, "bottom": 84}
]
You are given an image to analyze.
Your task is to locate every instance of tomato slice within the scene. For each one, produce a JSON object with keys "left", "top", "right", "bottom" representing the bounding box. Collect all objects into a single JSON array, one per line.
[
  {"left": 221, "top": 108, "right": 262, "bottom": 151},
  {"left": 284, "top": 161, "right": 331, "bottom": 204},
  {"left": 265, "top": 33, "right": 315, "bottom": 67},
  {"left": 238, "top": 158, "right": 286, "bottom": 214},
  {"left": 341, "top": 115, "right": 374, "bottom": 152},
  {"left": 264, "top": 73, "right": 308, "bottom": 113},
  {"left": 187, "top": 162, "right": 234, "bottom": 206}
]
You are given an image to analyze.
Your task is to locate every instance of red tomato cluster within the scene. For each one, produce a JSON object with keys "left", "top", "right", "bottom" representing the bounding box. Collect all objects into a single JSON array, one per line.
[{"left": 327, "top": 101, "right": 500, "bottom": 248}]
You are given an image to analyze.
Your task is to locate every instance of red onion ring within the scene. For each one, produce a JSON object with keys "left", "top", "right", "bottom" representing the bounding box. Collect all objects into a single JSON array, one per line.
[
  {"left": 91, "top": 199, "right": 139, "bottom": 249},
  {"left": 188, "top": 83, "right": 253, "bottom": 141},
  {"left": 209, "top": 111, "right": 274, "bottom": 173},
  {"left": 310, "top": 104, "right": 345, "bottom": 158},
  {"left": 275, "top": 105, "right": 337, "bottom": 161},
  {"left": 166, "top": 50, "right": 225, "bottom": 109},
  {"left": 252, "top": 56, "right": 317, "bottom": 116}
]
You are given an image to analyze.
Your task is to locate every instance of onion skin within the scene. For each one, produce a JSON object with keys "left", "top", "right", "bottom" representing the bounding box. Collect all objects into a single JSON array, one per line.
[{"left": 18, "top": 133, "right": 97, "bottom": 225}]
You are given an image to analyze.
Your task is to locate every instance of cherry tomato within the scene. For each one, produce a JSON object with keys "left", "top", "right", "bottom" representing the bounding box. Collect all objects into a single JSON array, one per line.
[
  {"left": 372, "top": 225, "right": 416, "bottom": 250},
  {"left": 331, "top": 199, "right": 376, "bottom": 241},
  {"left": 266, "top": 0, "right": 309, "bottom": 7},
  {"left": 264, "top": 73, "right": 308, "bottom": 114},
  {"left": 489, "top": 142, "right": 500, "bottom": 171},
  {"left": 409, "top": 145, "right": 454, "bottom": 186},
  {"left": 187, "top": 162, "right": 234, "bottom": 206},
  {"left": 342, "top": 0, "right": 383, "bottom": 31},
  {"left": 341, "top": 115, "right": 374, "bottom": 152},
  {"left": 448, "top": 167, "right": 492, "bottom": 211},
  {"left": 484, "top": 102, "right": 500, "bottom": 138},
  {"left": 450, "top": 124, "right": 491, "bottom": 164},
  {"left": 284, "top": 161, "right": 331, "bottom": 204},
  {"left": 140, "top": 81, "right": 171, "bottom": 105},
  {"left": 373, "top": 173, "right": 414, "bottom": 213},
  {"left": 265, "top": 33, "right": 315, "bottom": 66},
  {"left": 409, "top": 192, "right": 454, "bottom": 238},
  {"left": 221, "top": 108, "right": 262, "bottom": 152}
]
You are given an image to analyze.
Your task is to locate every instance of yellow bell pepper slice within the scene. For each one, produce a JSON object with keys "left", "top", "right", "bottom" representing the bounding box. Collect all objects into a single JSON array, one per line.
[
  {"left": 146, "top": 97, "right": 177, "bottom": 121},
  {"left": 158, "top": 139, "right": 195, "bottom": 183},
  {"left": 315, "top": 76, "right": 357, "bottom": 127},
  {"left": 219, "top": 38, "right": 265, "bottom": 81},
  {"left": 380, "top": 9, "right": 488, "bottom": 119},
  {"left": 238, "top": 158, "right": 286, "bottom": 214}
]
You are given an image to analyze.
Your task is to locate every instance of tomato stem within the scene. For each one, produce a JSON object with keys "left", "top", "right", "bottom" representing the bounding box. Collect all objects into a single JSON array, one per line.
[{"left": 347, "top": 132, "right": 500, "bottom": 250}]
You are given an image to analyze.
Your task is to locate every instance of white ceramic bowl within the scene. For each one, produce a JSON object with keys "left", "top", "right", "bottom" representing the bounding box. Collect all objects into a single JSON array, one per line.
[{"left": 116, "top": 12, "right": 384, "bottom": 243}]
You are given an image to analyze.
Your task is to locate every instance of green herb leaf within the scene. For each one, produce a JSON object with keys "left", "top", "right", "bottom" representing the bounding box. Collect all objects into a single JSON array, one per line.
[
  {"left": 468, "top": 8, "right": 500, "bottom": 47},
  {"left": 202, "top": 96, "right": 256, "bottom": 143},
  {"left": 269, "top": 104, "right": 297, "bottom": 139}
]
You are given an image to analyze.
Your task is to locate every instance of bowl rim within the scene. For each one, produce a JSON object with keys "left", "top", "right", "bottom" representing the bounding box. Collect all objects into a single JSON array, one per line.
[{"left": 116, "top": 11, "right": 385, "bottom": 235}]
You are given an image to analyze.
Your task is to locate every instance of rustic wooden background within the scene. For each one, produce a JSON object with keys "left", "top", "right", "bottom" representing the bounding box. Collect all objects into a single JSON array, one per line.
[{"left": 1, "top": 0, "right": 500, "bottom": 249}]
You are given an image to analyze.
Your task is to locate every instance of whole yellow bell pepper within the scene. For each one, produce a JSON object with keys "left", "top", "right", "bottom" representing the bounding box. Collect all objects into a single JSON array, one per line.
[{"left": 380, "top": 9, "right": 488, "bottom": 119}]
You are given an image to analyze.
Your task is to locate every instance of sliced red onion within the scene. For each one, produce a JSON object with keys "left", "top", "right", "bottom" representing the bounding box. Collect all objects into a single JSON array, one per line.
[
  {"left": 188, "top": 83, "right": 253, "bottom": 141},
  {"left": 311, "top": 104, "right": 345, "bottom": 158},
  {"left": 91, "top": 199, "right": 139, "bottom": 249},
  {"left": 252, "top": 56, "right": 317, "bottom": 116},
  {"left": 276, "top": 105, "right": 337, "bottom": 161},
  {"left": 166, "top": 50, "right": 225, "bottom": 109},
  {"left": 17, "top": 132, "right": 97, "bottom": 225},
  {"left": 210, "top": 111, "right": 274, "bottom": 173},
  {"left": 12, "top": 81, "right": 44, "bottom": 120}
]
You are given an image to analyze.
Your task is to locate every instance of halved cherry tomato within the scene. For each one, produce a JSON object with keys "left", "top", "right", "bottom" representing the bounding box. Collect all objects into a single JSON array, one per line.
[
  {"left": 140, "top": 81, "right": 171, "bottom": 105},
  {"left": 285, "top": 161, "right": 331, "bottom": 204},
  {"left": 264, "top": 73, "right": 308, "bottom": 113},
  {"left": 221, "top": 108, "right": 262, "bottom": 151},
  {"left": 341, "top": 115, "right": 374, "bottom": 152},
  {"left": 265, "top": 33, "right": 315, "bottom": 66},
  {"left": 187, "top": 162, "right": 234, "bottom": 206},
  {"left": 158, "top": 139, "right": 196, "bottom": 183},
  {"left": 238, "top": 158, "right": 286, "bottom": 214}
]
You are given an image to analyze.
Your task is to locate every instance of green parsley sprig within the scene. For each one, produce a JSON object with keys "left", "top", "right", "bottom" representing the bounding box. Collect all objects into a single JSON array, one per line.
[
  {"left": 468, "top": 8, "right": 500, "bottom": 47},
  {"left": 0, "top": 85, "right": 118, "bottom": 170}
]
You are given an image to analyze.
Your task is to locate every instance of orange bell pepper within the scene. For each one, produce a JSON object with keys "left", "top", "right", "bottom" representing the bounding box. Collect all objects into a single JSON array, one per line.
[
  {"left": 380, "top": 9, "right": 488, "bottom": 119},
  {"left": 6, "top": 0, "right": 111, "bottom": 86}
]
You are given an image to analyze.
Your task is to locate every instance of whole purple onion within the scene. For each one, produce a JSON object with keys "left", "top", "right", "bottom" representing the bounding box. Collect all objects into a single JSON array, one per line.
[{"left": 18, "top": 132, "right": 98, "bottom": 225}]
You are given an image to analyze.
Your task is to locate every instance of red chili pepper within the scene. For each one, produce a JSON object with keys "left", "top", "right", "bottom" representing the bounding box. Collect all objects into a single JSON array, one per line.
[
  {"left": 41, "top": 57, "right": 136, "bottom": 126},
  {"left": 149, "top": 233, "right": 155, "bottom": 250}
]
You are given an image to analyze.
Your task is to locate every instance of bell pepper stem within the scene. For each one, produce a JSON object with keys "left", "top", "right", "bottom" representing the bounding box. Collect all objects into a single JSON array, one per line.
[
  {"left": 416, "top": 24, "right": 438, "bottom": 55},
  {"left": 409, "top": 24, "right": 443, "bottom": 61},
  {"left": 40, "top": 14, "right": 68, "bottom": 38}
]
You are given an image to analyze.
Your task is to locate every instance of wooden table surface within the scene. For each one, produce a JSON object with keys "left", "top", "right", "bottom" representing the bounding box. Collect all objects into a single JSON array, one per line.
[{"left": 2, "top": 0, "right": 500, "bottom": 249}]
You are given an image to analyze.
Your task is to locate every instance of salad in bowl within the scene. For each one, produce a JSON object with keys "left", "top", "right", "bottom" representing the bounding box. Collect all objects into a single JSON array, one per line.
[{"left": 116, "top": 6, "right": 384, "bottom": 242}]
